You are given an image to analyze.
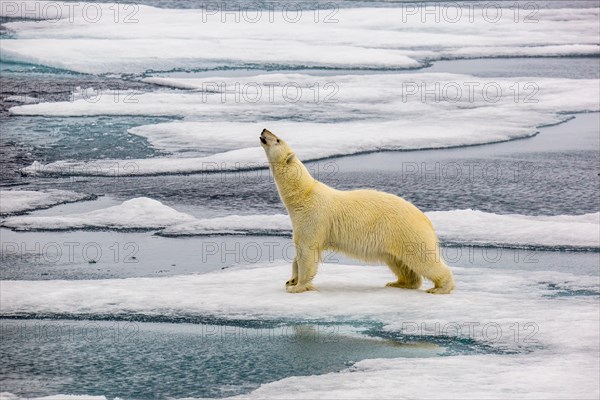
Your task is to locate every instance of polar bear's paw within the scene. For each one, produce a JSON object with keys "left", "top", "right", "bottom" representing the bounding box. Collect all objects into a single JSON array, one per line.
[
  {"left": 386, "top": 281, "right": 421, "bottom": 289},
  {"left": 285, "top": 277, "right": 298, "bottom": 287},
  {"left": 425, "top": 286, "right": 453, "bottom": 294},
  {"left": 286, "top": 283, "right": 316, "bottom": 293}
]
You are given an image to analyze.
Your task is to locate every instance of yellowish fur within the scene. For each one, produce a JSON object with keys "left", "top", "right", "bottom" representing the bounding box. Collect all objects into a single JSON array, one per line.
[{"left": 260, "top": 129, "right": 455, "bottom": 294}]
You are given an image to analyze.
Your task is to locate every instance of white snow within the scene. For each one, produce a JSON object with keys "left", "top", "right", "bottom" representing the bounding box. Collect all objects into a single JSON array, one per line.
[
  {"left": 1, "top": 263, "right": 597, "bottom": 347},
  {"left": 1, "top": 2, "right": 598, "bottom": 74},
  {"left": 222, "top": 353, "right": 599, "bottom": 400},
  {"left": 163, "top": 209, "right": 600, "bottom": 249},
  {"left": 169, "top": 211, "right": 600, "bottom": 250},
  {"left": 1, "top": 197, "right": 195, "bottom": 230},
  {"left": 15, "top": 73, "right": 599, "bottom": 176},
  {"left": 162, "top": 214, "right": 292, "bottom": 236},
  {"left": 429, "top": 210, "right": 600, "bottom": 249},
  {"left": 13, "top": 73, "right": 598, "bottom": 119},
  {"left": 2, "top": 197, "right": 598, "bottom": 249},
  {"left": 0, "top": 189, "right": 94, "bottom": 215}
]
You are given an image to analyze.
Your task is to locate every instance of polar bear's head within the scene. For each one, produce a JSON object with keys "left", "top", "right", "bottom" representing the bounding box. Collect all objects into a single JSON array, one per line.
[
  {"left": 260, "top": 128, "right": 295, "bottom": 165},
  {"left": 260, "top": 129, "right": 315, "bottom": 205}
]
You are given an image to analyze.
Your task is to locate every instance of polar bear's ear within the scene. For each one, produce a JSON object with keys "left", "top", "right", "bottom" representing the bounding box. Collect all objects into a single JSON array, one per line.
[{"left": 284, "top": 152, "right": 296, "bottom": 164}]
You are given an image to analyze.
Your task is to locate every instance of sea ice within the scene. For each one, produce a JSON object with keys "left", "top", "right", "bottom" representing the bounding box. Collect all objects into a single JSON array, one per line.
[{"left": 0, "top": 189, "right": 94, "bottom": 215}]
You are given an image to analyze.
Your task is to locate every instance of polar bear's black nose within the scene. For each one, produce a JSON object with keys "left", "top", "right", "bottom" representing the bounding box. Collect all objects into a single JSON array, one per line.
[{"left": 261, "top": 128, "right": 267, "bottom": 134}]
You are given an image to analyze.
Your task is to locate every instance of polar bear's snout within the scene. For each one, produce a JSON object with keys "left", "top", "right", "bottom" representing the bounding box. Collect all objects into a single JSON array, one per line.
[{"left": 260, "top": 128, "right": 279, "bottom": 146}]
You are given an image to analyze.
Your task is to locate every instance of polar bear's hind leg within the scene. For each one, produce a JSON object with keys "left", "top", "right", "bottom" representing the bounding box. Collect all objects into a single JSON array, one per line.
[
  {"left": 385, "top": 258, "right": 422, "bottom": 289},
  {"left": 422, "top": 261, "right": 455, "bottom": 294},
  {"left": 392, "top": 241, "right": 455, "bottom": 294}
]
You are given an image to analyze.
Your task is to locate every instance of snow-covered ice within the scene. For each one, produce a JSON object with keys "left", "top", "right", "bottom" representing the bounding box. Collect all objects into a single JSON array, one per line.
[
  {"left": 163, "top": 209, "right": 600, "bottom": 250},
  {"left": 223, "top": 353, "right": 599, "bottom": 399},
  {"left": 162, "top": 214, "right": 292, "bottom": 236},
  {"left": 1, "top": 197, "right": 195, "bottom": 230},
  {"left": 2, "top": 263, "right": 597, "bottom": 347},
  {"left": 3, "top": 197, "right": 598, "bottom": 249},
  {"left": 12, "top": 73, "right": 598, "bottom": 119},
  {"left": 1, "top": 2, "right": 598, "bottom": 74},
  {"left": 429, "top": 210, "right": 600, "bottom": 249},
  {"left": 16, "top": 73, "right": 599, "bottom": 176},
  {"left": 1, "top": 263, "right": 598, "bottom": 399},
  {"left": 0, "top": 189, "right": 95, "bottom": 215}
]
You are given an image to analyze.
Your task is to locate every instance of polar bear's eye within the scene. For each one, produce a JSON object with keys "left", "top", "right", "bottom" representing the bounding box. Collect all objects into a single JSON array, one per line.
[{"left": 277, "top": 139, "right": 280, "bottom": 143}]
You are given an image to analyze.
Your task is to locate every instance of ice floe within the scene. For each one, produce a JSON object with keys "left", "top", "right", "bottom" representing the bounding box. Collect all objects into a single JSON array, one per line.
[
  {"left": 1, "top": 261, "right": 598, "bottom": 399},
  {"left": 429, "top": 210, "right": 600, "bottom": 249},
  {"left": 1, "top": 2, "right": 598, "bottom": 74},
  {"left": 1, "top": 197, "right": 195, "bottom": 230},
  {"left": 223, "top": 353, "right": 599, "bottom": 399},
  {"left": 0, "top": 189, "right": 95, "bottom": 216},
  {"left": 15, "top": 73, "right": 599, "bottom": 176},
  {"left": 2, "top": 197, "right": 598, "bottom": 250},
  {"left": 1, "top": 263, "right": 598, "bottom": 352},
  {"left": 162, "top": 209, "right": 600, "bottom": 250}
]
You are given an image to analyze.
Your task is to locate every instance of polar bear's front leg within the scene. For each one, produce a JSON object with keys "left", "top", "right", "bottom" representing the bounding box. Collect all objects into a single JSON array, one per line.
[
  {"left": 285, "top": 259, "right": 299, "bottom": 287},
  {"left": 286, "top": 242, "right": 319, "bottom": 293}
]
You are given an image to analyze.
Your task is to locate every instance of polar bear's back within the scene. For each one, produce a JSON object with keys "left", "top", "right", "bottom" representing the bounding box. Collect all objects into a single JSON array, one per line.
[{"left": 332, "top": 188, "right": 433, "bottom": 231}]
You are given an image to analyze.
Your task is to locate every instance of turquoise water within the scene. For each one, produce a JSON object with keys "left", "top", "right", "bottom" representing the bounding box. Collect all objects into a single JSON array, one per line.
[
  {"left": 1, "top": 116, "right": 174, "bottom": 162},
  {"left": 0, "top": 60, "right": 79, "bottom": 75},
  {"left": 1, "top": 319, "right": 451, "bottom": 399}
]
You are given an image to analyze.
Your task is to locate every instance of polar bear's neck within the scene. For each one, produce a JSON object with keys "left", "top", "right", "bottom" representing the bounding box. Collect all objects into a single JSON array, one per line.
[{"left": 271, "top": 158, "right": 316, "bottom": 213}]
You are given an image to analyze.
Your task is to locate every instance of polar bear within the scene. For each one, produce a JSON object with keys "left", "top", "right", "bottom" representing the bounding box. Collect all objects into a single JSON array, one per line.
[{"left": 260, "top": 129, "right": 455, "bottom": 294}]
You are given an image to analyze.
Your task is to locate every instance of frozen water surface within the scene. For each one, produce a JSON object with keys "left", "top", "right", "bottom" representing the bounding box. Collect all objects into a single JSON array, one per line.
[
  {"left": 1, "top": 262, "right": 598, "bottom": 398},
  {"left": 1, "top": 3, "right": 598, "bottom": 74}
]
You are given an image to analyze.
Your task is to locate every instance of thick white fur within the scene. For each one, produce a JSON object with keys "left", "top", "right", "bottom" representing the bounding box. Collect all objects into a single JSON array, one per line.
[{"left": 260, "top": 129, "right": 455, "bottom": 294}]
